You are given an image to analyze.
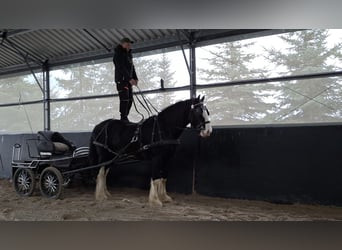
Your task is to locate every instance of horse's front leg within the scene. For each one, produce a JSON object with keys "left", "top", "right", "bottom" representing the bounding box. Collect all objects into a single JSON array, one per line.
[
  {"left": 160, "top": 178, "right": 172, "bottom": 203},
  {"left": 149, "top": 154, "right": 164, "bottom": 207},
  {"left": 159, "top": 151, "right": 173, "bottom": 203},
  {"left": 95, "top": 166, "right": 111, "bottom": 201},
  {"left": 148, "top": 151, "right": 174, "bottom": 207}
]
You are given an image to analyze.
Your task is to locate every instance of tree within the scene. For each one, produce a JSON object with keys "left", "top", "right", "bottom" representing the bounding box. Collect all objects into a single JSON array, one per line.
[
  {"left": 0, "top": 74, "right": 44, "bottom": 132},
  {"left": 197, "top": 40, "right": 271, "bottom": 124},
  {"left": 199, "top": 41, "right": 265, "bottom": 82},
  {"left": 52, "top": 62, "right": 116, "bottom": 130},
  {"left": 133, "top": 56, "right": 159, "bottom": 90},
  {"left": 154, "top": 53, "right": 177, "bottom": 109},
  {"left": 157, "top": 53, "right": 176, "bottom": 86},
  {"left": 265, "top": 30, "right": 342, "bottom": 75},
  {"left": 131, "top": 53, "right": 177, "bottom": 119},
  {"left": 197, "top": 30, "right": 342, "bottom": 125},
  {"left": 264, "top": 29, "right": 342, "bottom": 123}
]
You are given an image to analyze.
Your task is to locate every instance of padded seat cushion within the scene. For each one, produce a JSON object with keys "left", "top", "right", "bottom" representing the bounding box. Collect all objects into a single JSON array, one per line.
[{"left": 53, "top": 142, "right": 70, "bottom": 153}]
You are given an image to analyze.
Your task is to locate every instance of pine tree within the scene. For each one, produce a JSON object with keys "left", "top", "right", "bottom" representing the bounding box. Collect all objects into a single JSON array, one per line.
[
  {"left": 0, "top": 74, "right": 44, "bottom": 132},
  {"left": 264, "top": 29, "right": 342, "bottom": 122},
  {"left": 157, "top": 53, "right": 175, "bottom": 86},
  {"left": 132, "top": 53, "right": 177, "bottom": 118},
  {"left": 154, "top": 53, "right": 177, "bottom": 109},
  {"left": 197, "top": 30, "right": 342, "bottom": 125},
  {"left": 52, "top": 62, "right": 116, "bottom": 130},
  {"left": 133, "top": 56, "right": 159, "bottom": 90},
  {"left": 266, "top": 30, "right": 342, "bottom": 75},
  {"left": 197, "top": 40, "right": 270, "bottom": 124},
  {"left": 199, "top": 41, "right": 264, "bottom": 82}
]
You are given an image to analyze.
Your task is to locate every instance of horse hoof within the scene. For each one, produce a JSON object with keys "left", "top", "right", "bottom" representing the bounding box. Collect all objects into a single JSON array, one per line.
[
  {"left": 161, "top": 196, "right": 173, "bottom": 203},
  {"left": 149, "top": 199, "right": 163, "bottom": 207}
]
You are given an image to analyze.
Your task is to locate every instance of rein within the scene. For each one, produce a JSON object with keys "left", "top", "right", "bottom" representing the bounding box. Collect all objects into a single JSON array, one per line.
[
  {"left": 92, "top": 114, "right": 165, "bottom": 159},
  {"left": 189, "top": 102, "right": 211, "bottom": 131},
  {"left": 92, "top": 97, "right": 209, "bottom": 163},
  {"left": 132, "top": 85, "right": 159, "bottom": 120}
]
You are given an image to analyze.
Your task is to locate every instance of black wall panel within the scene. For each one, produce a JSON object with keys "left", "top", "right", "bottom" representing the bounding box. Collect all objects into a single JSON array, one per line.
[
  {"left": 2, "top": 125, "right": 342, "bottom": 205},
  {"left": 196, "top": 126, "right": 342, "bottom": 206}
]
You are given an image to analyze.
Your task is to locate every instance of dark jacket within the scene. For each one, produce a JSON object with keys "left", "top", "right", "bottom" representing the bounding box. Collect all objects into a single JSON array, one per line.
[{"left": 113, "top": 45, "right": 138, "bottom": 82}]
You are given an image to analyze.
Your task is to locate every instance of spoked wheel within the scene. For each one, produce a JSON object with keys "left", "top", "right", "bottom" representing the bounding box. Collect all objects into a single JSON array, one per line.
[
  {"left": 39, "top": 166, "right": 63, "bottom": 199},
  {"left": 13, "top": 168, "right": 36, "bottom": 197}
]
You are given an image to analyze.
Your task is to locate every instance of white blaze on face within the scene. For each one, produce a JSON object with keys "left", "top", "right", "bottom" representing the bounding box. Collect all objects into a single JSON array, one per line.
[{"left": 200, "top": 106, "right": 212, "bottom": 138}]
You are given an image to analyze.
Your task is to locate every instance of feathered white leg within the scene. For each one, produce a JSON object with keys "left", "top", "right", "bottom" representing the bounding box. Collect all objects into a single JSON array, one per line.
[
  {"left": 95, "top": 167, "right": 110, "bottom": 201},
  {"left": 149, "top": 179, "right": 163, "bottom": 207},
  {"left": 104, "top": 168, "right": 111, "bottom": 197},
  {"left": 159, "top": 178, "right": 172, "bottom": 202}
]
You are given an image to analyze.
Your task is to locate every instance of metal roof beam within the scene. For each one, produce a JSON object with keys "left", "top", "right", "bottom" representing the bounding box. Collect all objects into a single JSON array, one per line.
[
  {"left": 0, "top": 29, "right": 297, "bottom": 77},
  {"left": 6, "top": 29, "right": 32, "bottom": 37}
]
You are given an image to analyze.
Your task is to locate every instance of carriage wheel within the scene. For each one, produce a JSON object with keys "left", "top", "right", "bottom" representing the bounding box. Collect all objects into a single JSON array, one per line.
[
  {"left": 39, "top": 166, "right": 63, "bottom": 199},
  {"left": 13, "top": 168, "right": 36, "bottom": 197}
]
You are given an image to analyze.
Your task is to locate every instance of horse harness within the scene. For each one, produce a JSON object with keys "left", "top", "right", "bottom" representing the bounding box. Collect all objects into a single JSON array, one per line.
[
  {"left": 92, "top": 101, "right": 208, "bottom": 163},
  {"left": 190, "top": 102, "right": 211, "bottom": 131},
  {"left": 92, "top": 116, "right": 180, "bottom": 160}
]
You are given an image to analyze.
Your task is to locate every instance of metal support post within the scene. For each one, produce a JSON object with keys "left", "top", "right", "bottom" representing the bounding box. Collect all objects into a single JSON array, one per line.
[
  {"left": 43, "top": 61, "right": 51, "bottom": 131},
  {"left": 189, "top": 32, "right": 197, "bottom": 99}
]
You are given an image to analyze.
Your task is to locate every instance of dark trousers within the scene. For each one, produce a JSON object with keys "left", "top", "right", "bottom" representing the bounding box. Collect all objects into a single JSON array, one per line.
[{"left": 116, "top": 81, "right": 133, "bottom": 120}]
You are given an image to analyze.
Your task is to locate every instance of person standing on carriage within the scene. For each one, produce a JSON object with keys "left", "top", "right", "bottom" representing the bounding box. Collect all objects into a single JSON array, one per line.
[{"left": 113, "top": 37, "right": 139, "bottom": 123}]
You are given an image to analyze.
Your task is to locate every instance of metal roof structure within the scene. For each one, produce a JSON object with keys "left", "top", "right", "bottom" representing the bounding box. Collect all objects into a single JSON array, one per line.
[{"left": 0, "top": 29, "right": 291, "bottom": 77}]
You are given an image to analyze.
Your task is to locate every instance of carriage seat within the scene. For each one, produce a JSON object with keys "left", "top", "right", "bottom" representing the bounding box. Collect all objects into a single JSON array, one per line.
[{"left": 37, "top": 131, "right": 76, "bottom": 157}]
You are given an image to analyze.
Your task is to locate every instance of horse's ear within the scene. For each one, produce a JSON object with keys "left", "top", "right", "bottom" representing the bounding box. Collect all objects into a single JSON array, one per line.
[
  {"left": 197, "top": 95, "right": 201, "bottom": 101},
  {"left": 200, "top": 96, "right": 205, "bottom": 102}
]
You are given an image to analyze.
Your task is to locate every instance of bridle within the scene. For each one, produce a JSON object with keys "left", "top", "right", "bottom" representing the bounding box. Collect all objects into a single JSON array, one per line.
[{"left": 189, "top": 102, "right": 211, "bottom": 131}]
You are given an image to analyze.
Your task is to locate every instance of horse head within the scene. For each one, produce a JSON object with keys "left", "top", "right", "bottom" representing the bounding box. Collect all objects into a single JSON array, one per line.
[{"left": 189, "top": 95, "right": 212, "bottom": 138}]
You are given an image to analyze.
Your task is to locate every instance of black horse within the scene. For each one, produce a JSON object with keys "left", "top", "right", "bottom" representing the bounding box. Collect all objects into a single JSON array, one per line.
[{"left": 88, "top": 95, "right": 212, "bottom": 206}]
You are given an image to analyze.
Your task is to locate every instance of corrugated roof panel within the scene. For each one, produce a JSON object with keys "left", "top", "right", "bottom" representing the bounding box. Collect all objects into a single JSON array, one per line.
[
  {"left": 135, "top": 29, "right": 153, "bottom": 41},
  {"left": 146, "top": 29, "right": 159, "bottom": 38},
  {"left": 125, "top": 29, "right": 143, "bottom": 42},
  {"left": 111, "top": 29, "right": 129, "bottom": 42},
  {"left": 86, "top": 29, "right": 114, "bottom": 49},
  {"left": 12, "top": 32, "right": 50, "bottom": 60},
  {"left": 109, "top": 29, "right": 127, "bottom": 44},
  {"left": 51, "top": 29, "right": 89, "bottom": 55},
  {"left": 1, "top": 29, "right": 278, "bottom": 76},
  {"left": 0, "top": 48, "right": 22, "bottom": 66},
  {"left": 72, "top": 29, "right": 99, "bottom": 51},
  {"left": 98, "top": 29, "right": 119, "bottom": 48},
  {"left": 65, "top": 30, "right": 91, "bottom": 53},
  {"left": 10, "top": 30, "right": 61, "bottom": 60},
  {"left": 51, "top": 29, "right": 86, "bottom": 55},
  {"left": 34, "top": 29, "right": 70, "bottom": 58}
]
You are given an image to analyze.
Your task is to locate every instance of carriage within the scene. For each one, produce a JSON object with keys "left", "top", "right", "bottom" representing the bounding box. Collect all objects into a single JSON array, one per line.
[
  {"left": 11, "top": 129, "right": 180, "bottom": 199},
  {"left": 11, "top": 131, "right": 90, "bottom": 199}
]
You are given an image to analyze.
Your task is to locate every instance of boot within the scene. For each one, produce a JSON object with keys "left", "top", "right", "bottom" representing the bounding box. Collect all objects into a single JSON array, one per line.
[
  {"left": 119, "top": 99, "right": 130, "bottom": 123},
  {"left": 120, "top": 115, "right": 130, "bottom": 123}
]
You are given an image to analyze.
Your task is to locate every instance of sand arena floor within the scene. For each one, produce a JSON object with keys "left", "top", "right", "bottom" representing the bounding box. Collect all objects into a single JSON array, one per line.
[{"left": 1, "top": 179, "right": 342, "bottom": 221}]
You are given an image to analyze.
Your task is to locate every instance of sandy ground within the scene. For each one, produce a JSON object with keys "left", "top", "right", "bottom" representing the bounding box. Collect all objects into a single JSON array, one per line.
[{"left": 1, "top": 179, "right": 342, "bottom": 221}]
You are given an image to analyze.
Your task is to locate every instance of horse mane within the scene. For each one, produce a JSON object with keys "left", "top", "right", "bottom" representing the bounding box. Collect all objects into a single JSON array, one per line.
[
  {"left": 159, "top": 99, "right": 191, "bottom": 115},
  {"left": 156, "top": 99, "right": 192, "bottom": 135}
]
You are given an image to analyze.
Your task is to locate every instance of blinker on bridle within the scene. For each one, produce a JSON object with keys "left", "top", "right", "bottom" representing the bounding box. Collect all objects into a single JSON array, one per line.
[{"left": 190, "top": 102, "right": 211, "bottom": 130}]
